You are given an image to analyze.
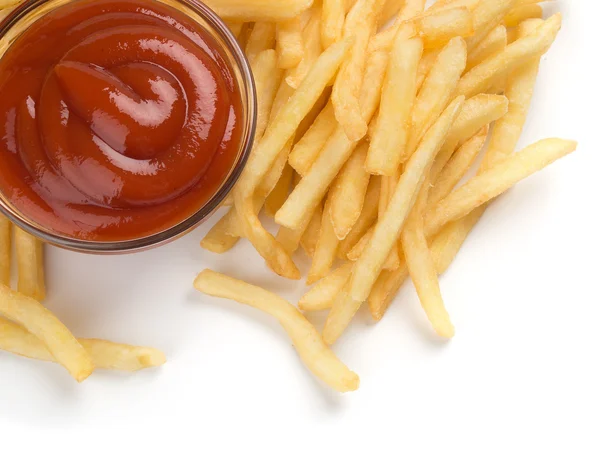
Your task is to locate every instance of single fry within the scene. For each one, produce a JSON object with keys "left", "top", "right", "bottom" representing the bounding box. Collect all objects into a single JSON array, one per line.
[
  {"left": 504, "top": 4, "right": 543, "bottom": 28},
  {"left": 265, "top": 164, "right": 293, "bottom": 217},
  {"left": 0, "top": 318, "right": 165, "bottom": 372},
  {"left": 245, "top": 22, "right": 276, "bottom": 64},
  {"left": 457, "top": 14, "right": 562, "bottom": 99},
  {"left": 466, "top": 24, "right": 507, "bottom": 71},
  {"left": 0, "top": 284, "right": 94, "bottom": 381},
  {"left": 289, "top": 102, "right": 336, "bottom": 176},
  {"left": 286, "top": 10, "right": 322, "bottom": 89},
  {"left": 299, "top": 263, "right": 353, "bottom": 311},
  {"left": 428, "top": 126, "right": 489, "bottom": 208},
  {"left": 276, "top": 17, "right": 304, "bottom": 69},
  {"left": 0, "top": 216, "right": 10, "bottom": 285},
  {"left": 276, "top": 50, "right": 388, "bottom": 230},
  {"left": 203, "top": 0, "right": 315, "bottom": 22},
  {"left": 332, "top": 0, "right": 380, "bottom": 142},
  {"left": 234, "top": 39, "right": 351, "bottom": 279},
  {"left": 307, "top": 197, "right": 341, "bottom": 284},
  {"left": 465, "top": 0, "right": 518, "bottom": 51},
  {"left": 419, "top": 7, "right": 474, "bottom": 49},
  {"left": 253, "top": 50, "right": 283, "bottom": 141},
  {"left": 424, "top": 139, "right": 578, "bottom": 239},
  {"left": 194, "top": 270, "right": 360, "bottom": 393},
  {"left": 323, "top": 96, "right": 464, "bottom": 344},
  {"left": 322, "top": 0, "right": 345, "bottom": 49},
  {"left": 15, "top": 227, "right": 45, "bottom": 301},
  {"left": 300, "top": 203, "right": 323, "bottom": 257},
  {"left": 367, "top": 32, "right": 422, "bottom": 175},
  {"left": 329, "top": 142, "right": 371, "bottom": 239}
]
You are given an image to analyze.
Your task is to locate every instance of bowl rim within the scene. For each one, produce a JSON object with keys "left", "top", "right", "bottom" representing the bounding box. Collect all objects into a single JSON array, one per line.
[{"left": 0, "top": 0, "right": 257, "bottom": 254}]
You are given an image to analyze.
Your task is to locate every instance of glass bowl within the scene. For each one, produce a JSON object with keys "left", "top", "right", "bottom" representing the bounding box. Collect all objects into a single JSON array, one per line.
[{"left": 0, "top": 0, "right": 256, "bottom": 254}]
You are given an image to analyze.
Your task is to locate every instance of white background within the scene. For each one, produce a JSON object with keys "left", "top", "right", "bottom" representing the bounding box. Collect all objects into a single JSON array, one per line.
[{"left": 1, "top": 1, "right": 599, "bottom": 449}]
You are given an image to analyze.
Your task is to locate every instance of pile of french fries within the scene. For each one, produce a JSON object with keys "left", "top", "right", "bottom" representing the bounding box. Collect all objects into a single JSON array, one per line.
[{"left": 196, "top": 0, "right": 577, "bottom": 392}]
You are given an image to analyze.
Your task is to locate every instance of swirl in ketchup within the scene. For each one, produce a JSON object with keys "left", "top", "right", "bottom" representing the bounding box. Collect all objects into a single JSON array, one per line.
[{"left": 0, "top": 0, "right": 244, "bottom": 241}]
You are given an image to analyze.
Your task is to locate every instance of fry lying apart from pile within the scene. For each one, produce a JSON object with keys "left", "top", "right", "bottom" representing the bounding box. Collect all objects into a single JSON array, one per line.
[{"left": 197, "top": 0, "right": 577, "bottom": 392}]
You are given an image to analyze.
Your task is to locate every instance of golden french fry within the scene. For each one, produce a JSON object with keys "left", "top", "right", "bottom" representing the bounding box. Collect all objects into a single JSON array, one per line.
[
  {"left": 415, "top": 49, "right": 440, "bottom": 92},
  {"left": 457, "top": 14, "right": 562, "bottom": 98},
  {"left": 0, "top": 318, "right": 165, "bottom": 372},
  {"left": 300, "top": 203, "right": 323, "bottom": 257},
  {"left": 276, "top": 17, "right": 304, "bottom": 69},
  {"left": 424, "top": 139, "right": 578, "bottom": 239},
  {"left": 430, "top": 94, "right": 509, "bottom": 181},
  {"left": 0, "top": 284, "right": 94, "bottom": 381},
  {"left": 404, "top": 37, "right": 467, "bottom": 161},
  {"left": 200, "top": 223, "right": 240, "bottom": 254},
  {"left": 347, "top": 226, "right": 399, "bottom": 271},
  {"left": 234, "top": 39, "right": 351, "bottom": 279},
  {"left": 367, "top": 258, "right": 409, "bottom": 321},
  {"left": 329, "top": 142, "right": 371, "bottom": 240},
  {"left": 265, "top": 164, "right": 293, "bottom": 217},
  {"left": 257, "top": 138, "right": 292, "bottom": 199},
  {"left": 286, "top": 10, "right": 322, "bottom": 88},
  {"left": 289, "top": 102, "right": 336, "bottom": 176},
  {"left": 203, "top": 0, "right": 315, "bottom": 22},
  {"left": 307, "top": 197, "right": 341, "bottom": 284},
  {"left": 321, "top": 0, "right": 345, "bottom": 49},
  {"left": 428, "top": 126, "right": 489, "bottom": 208},
  {"left": 331, "top": 0, "right": 381, "bottom": 142},
  {"left": 275, "top": 50, "right": 388, "bottom": 231},
  {"left": 401, "top": 183, "right": 455, "bottom": 339},
  {"left": 377, "top": 175, "right": 402, "bottom": 270},
  {"left": 419, "top": 7, "right": 474, "bottom": 49},
  {"left": 14, "top": 227, "right": 45, "bottom": 301},
  {"left": 299, "top": 263, "right": 353, "bottom": 311},
  {"left": 466, "top": 24, "right": 507, "bottom": 71},
  {"left": 194, "top": 270, "right": 360, "bottom": 392},
  {"left": 337, "top": 177, "right": 380, "bottom": 259},
  {"left": 245, "top": 22, "right": 276, "bottom": 64},
  {"left": 323, "top": 96, "right": 464, "bottom": 345},
  {"left": 366, "top": 32, "right": 422, "bottom": 176},
  {"left": 0, "top": 216, "right": 10, "bottom": 286},
  {"left": 504, "top": 4, "right": 543, "bottom": 28},
  {"left": 465, "top": 0, "right": 518, "bottom": 51}
]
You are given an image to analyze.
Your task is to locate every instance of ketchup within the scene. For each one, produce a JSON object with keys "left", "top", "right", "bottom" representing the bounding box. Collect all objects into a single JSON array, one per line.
[{"left": 0, "top": 0, "right": 243, "bottom": 241}]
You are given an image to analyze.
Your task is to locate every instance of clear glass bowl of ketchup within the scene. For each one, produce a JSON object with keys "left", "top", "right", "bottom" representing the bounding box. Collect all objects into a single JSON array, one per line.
[{"left": 0, "top": 0, "right": 256, "bottom": 253}]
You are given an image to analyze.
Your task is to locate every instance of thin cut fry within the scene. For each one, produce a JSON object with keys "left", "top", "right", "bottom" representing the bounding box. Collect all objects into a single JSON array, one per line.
[
  {"left": 0, "top": 216, "right": 10, "bottom": 285},
  {"left": 424, "top": 139, "right": 578, "bottom": 239},
  {"left": 419, "top": 7, "right": 474, "bottom": 49},
  {"left": 457, "top": 14, "right": 562, "bottom": 99},
  {"left": 323, "top": 96, "right": 464, "bottom": 344},
  {"left": 265, "top": 165, "right": 293, "bottom": 217},
  {"left": 276, "top": 17, "right": 304, "bottom": 69},
  {"left": 0, "top": 284, "right": 94, "bottom": 381},
  {"left": 322, "top": 0, "right": 345, "bottom": 49},
  {"left": 307, "top": 196, "right": 341, "bottom": 284},
  {"left": 15, "top": 228, "right": 45, "bottom": 301},
  {"left": 194, "top": 270, "right": 360, "bottom": 393},
  {"left": 300, "top": 203, "right": 323, "bottom": 257},
  {"left": 504, "top": 4, "right": 543, "bottom": 28},
  {"left": 203, "top": 0, "right": 315, "bottom": 22},
  {"left": 299, "top": 263, "right": 353, "bottom": 311},
  {"left": 332, "top": 0, "right": 380, "bottom": 142},
  {"left": 0, "top": 318, "right": 165, "bottom": 372},
  {"left": 466, "top": 24, "right": 507, "bottom": 71},
  {"left": 346, "top": 226, "right": 399, "bottom": 271},
  {"left": 245, "top": 22, "right": 276, "bottom": 64},
  {"left": 329, "top": 142, "right": 371, "bottom": 240},
  {"left": 367, "top": 258, "right": 409, "bottom": 320},
  {"left": 286, "top": 10, "right": 322, "bottom": 88}
]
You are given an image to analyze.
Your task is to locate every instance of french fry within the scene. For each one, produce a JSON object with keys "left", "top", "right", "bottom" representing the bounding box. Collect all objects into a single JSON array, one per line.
[
  {"left": 424, "top": 139, "right": 578, "bottom": 239},
  {"left": 233, "top": 39, "right": 351, "bottom": 279},
  {"left": 367, "top": 0, "right": 423, "bottom": 53},
  {"left": 194, "top": 270, "right": 360, "bottom": 392},
  {"left": 428, "top": 126, "right": 489, "bottom": 208},
  {"left": 465, "top": 0, "right": 518, "bottom": 51},
  {"left": 430, "top": 94, "right": 509, "bottom": 181},
  {"left": 0, "top": 318, "right": 165, "bottom": 372},
  {"left": 366, "top": 32, "right": 422, "bottom": 176},
  {"left": 299, "top": 263, "right": 353, "bottom": 311},
  {"left": 367, "top": 258, "right": 409, "bottom": 320},
  {"left": 504, "top": 4, "right": 543, "bottom": 28},
  {"left": 403, "top": 37, "right": 467, "bottom": 161},
  {"left": 419, "top": 7, "right": 474, "bottom": 49},
  {"left": 203, "top": 0, "right": 315, "bottom": 22},
  {"left": 466, "top": 24, "right": 507, "bottom": 71},
  {"left": 457, "top": 14, "right": 562, "bottom": 99},
  {"left": 307, "top": 196, "right": 341, "bottom": 284},
  {"left": 0, "top": 284, "right": 94, "bottom": 381},
  {"left": 245, "top": 22, "right": 276, "bottom": 64},
  {"left": 321, "top": 0, "right": 345, "bottom": 49},
  {"left": 300, "top": 203, "right": 323, "bottom": 257},
  {"left": 265, "top": 164, "right": 293, "bottom": 217},
  {"left": 329, "top": 142, "right": 371, "bottom": 240},
  {"left": 428, "top": 0, "right": 479, "bottom": 12},
  {"left": 379, "top": 0, "right": 406, "bottom": 25},
  {"left": 401, "top": 182, "right": 455, "bottom": 339},
  {"left": 331, "top": 0, "right": 380, "bottom": 142},
  {"left": 415, "top": 49, "right": 440, "bottom": 92},
  {"left": 377, "top": 176, "right": 402, "bottom": 270},
  {"left": 276, "top": 17, "right": 304, "bottom": 69},
  {"left": 0, "top": 216, "right": 10, "bottom": 286},
  {"left": 289, "top": 102, "right": 336, "bottom": 176},
  {"left": 286, "top": 10, "right": 322, "bottom": 89},
  {"left": 275, "top": 50, "right": 388, "bottom": 231},
  {"left": 323, "top": 96, "right": 464, "bottom": 344},
  {"left": 14, "top": 228, "right": 45, "bottom": 301},
  {"left": 256, "top": 138, "right": 292, "bottom": 199},
  {"left": 346, "top": 226, "right": 399, "bottom": 271},
  {"left": 337, "top": 177, "right": 380, "bottom": 259}
]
